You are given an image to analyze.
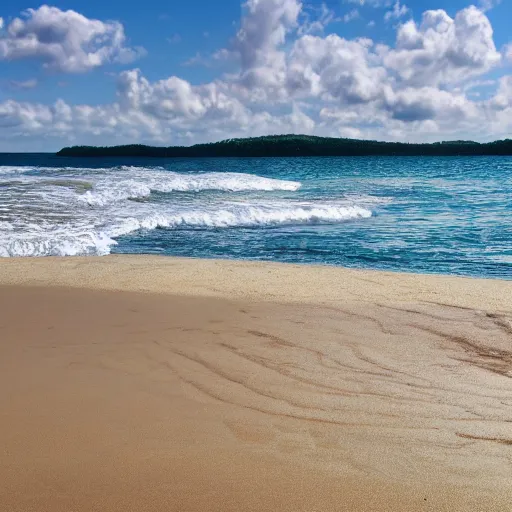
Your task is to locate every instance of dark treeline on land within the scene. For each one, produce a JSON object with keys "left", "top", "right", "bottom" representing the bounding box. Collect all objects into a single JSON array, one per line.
[{"left": 57, "top": 134, "right": 512, "bottom": 157}]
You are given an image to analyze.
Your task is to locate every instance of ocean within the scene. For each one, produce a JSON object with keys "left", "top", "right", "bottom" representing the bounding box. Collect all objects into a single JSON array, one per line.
[{"left": 0, "top": 153, "right": 511, "bottom": 279}]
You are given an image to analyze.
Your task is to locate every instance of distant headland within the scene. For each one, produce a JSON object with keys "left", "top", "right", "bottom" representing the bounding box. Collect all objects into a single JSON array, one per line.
[{"left": 57, "top": 134, "right": 512, "bottom": 157}]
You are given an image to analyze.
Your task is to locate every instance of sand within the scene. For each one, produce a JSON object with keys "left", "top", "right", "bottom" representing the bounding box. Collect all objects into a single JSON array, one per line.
[{"left": 0, "top": 255, "right": 511, "bottom": 511}]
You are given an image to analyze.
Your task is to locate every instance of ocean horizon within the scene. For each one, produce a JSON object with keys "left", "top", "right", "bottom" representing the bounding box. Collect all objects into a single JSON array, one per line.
[{"left": 1, "top": 153, "right": 511, "bottom": 279}]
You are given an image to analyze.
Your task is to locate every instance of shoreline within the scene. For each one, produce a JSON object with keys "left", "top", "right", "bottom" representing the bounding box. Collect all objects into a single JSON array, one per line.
[
  {"left": 1, "top": 255, "right": 511, "bottom": 511},
  {"left": 0, "top": 254, "right": 510, "bottom": 309}
]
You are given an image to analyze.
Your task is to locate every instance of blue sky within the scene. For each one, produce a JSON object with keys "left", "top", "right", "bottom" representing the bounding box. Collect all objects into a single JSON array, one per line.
[{"left": 0, "top": 0, "right": 511, "bottom": 151}]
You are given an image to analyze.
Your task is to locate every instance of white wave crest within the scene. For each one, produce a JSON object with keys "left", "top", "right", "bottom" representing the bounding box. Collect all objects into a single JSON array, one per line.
[
  {"left": 0, "top": 202, "right": 372, "bottom": 257},
  {"left": 110, "top": 203, "right": 372, "bottom": 236},
  {"left": 0, "top": 163, "right": 376, "bottom": 258},
  {"left": 0, "top": 221, "right": 14, "bottom": 231},
  {"left": 78, "top": 171, "right": 301, "bottom": 206},
  {"left": 0, "top": 166, "right": 29, "bottom": 176},
  {"left": 0, "top": 230, "right": 115, "bottom": 258}
]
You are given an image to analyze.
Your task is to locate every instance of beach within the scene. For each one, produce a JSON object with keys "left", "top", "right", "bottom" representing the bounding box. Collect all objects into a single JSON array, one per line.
[{"left": 1, "top": 255, "right": 511, "bottom": 511}]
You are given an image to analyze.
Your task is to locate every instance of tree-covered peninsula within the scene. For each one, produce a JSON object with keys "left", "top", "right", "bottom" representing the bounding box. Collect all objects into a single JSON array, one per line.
[{"left": 57, "top": 134, "right": 512, "bottom": 157}]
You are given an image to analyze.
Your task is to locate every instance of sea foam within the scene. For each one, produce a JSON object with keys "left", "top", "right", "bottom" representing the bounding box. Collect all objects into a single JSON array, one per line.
[
  {"left": 0, "top": 203, "right": 372, "bottom": 257},
  {"left": 77, "top": 171, "right": 301, "bottom": 206},
  {"left": 0, "top": 165, "right": 373, "bottom": 257}
]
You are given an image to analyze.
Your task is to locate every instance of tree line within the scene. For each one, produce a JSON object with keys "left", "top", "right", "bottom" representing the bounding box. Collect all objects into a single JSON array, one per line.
[{"left": 57, "top": 134, "right": 512, "bottom": 157}]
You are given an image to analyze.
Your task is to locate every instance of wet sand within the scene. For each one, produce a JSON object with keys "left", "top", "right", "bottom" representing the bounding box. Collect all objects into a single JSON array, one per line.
[{"left": 0, "top": 256, "right": 511, "bottom": 511}]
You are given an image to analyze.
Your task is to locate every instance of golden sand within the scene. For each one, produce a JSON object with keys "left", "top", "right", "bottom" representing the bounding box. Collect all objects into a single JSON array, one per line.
[{"left": 1, "top": 256, "right": 511, "bottom": 511}]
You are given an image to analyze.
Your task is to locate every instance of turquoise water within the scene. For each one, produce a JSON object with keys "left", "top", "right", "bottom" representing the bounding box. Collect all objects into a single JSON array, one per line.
[{"left": 0, "top": 154, "right": 511, "bottom": 278}]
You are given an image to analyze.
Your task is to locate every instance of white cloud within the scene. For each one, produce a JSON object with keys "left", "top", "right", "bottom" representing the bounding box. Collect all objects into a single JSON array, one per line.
[
  {"left": 167, "top": 34, "right": 181, "bottom": 44},
  {"left": 7, "top": 79, "right": 38, "bottom": 89},
  {"left": 384, "top": 87, "right": 478, "bottom": 123},
  {"left": 227, "top": 0, "right": 385, "bottom": 105},
  {"left": 0, "top": 17, "right": 4, "bottom": 30},
  {"left": 382, "top": 7, "right": 501, "bottom": 86},
  {"left": 0, "top": 5, "right": 145, "bottom": 73},
  {"left": 488, "top": 75, "right": 512, "bottom": 110},
  {"left": 299, "top": 4, "right": 358, "bottom": 28},
  {"left": 504, "top": 43, "right": 512, "bottom": 62},
  {"left": 1, "top": 66, "right": 510, "bottom": 151},
  {"left": 462, "top": 79, "right": 496, "bottom": 92},
  {"left": 182, "top": 52, "right": 206, "bottom": 67},
  {"left": 345, "top": 0, "right": 391, "bottom": 6},
  {"left": 231, "top": 0, "right": 301, "bottom": 99},
  {"left": 478, "top": 0, "right": 501, "bottom": 12},
  {"left": 337, "top": 126, "right": 363, "bottom": 138},
  {"left": 235, "top": 0, "right": 301, "bottom": 70},
  {"left": 0, "top": 99, "right": 52, "bottom": 130},
  {"left": 298, "top": 3, "right": 341, "bottom": 34},
  {"left": 0, "top": 1, "right": 510, "bottom": 151},
  {"left": 343, "top": 9, "right": 360, "bottom": 23},
  {"left": 0, "top": 70, "right": 318, "bottom": 150},
  {"left": 384, "top": 1, "right": 409, "bottom": 22},
  {"left": 180, "top": 0, "right": 303, "bottom": 74},
  {"left": 482, "top": 76, "right": 512, "bottom": 138},
  {"left": 286, "top": 35, "right": 387, "bottom": 104}
]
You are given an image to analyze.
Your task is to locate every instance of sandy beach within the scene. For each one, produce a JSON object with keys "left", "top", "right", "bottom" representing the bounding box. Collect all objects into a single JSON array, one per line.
[{"left": 1, "top": 255, "right": 511, "bottom": 511}]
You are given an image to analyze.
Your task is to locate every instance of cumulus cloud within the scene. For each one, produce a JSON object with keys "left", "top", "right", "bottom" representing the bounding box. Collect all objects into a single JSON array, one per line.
[
  {"left": 382, "top": 6, "right": 501, "bottom": 86},
  {"left": 0, "top": 5, "right": 145, "bottom": 73},
  {"left": 0, "top": 70, "right": 317, "bottom": 150},
  {"left": 384, "top": 1, "right": 409, "bottom": 22},
  {"left": 233, "top": 0, "right": 301, "bottom": 95},
  {"left": 0, "top": 1, "right": 510, "bottom": 151},
  {"left": 384, "top": 87, "right": 478, "bottom": 123},
  {"left": 0, "top": 99, "right": 52, "bottom": 130},
  {"left": 116, "top": 69, "right": 248, "bottom": 124},
  {"left": 235, "top": 0, "right": 301, "bottom": 69},
  {"left": 286, "top": 35, "right": 387, "bottom": 104},
  {"left": 229, "top": 0, "right": 387, "bottom": 105}
]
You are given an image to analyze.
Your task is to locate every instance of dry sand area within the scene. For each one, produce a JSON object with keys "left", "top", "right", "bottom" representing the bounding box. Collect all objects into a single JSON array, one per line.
[{"left": 0, "top": 255, "right": 511, "bottom": 511}]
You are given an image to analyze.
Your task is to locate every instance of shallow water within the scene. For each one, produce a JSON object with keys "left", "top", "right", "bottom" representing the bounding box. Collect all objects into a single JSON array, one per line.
[{"left": 0, "top": 153, "right": 510, "bottom": 278}]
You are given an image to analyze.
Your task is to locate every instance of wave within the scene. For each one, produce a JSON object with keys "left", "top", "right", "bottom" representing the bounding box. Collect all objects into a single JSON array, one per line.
[
  {"left": 0, "top": 229, "right": 115, "bottom": 258},
  {"left": 1, "top": 166, "right": 301, "bottom": 204},
  {"left": 78, "top": 172, "right": 301, "bottom": 206},
  {"left": 0, "top": 221, "right": 14, "bottom": 231},
  {"left": 0, "top": 202, "right": 372, "bottom": 257},
  {"left": 0, "top": 166, "right": 29, "bottom": 176},
  {"left": 108, "top": 203, "right": 372, "bottom": 237},
  {"left": 0, "top": 163, "right": 376, "bottom": 258}
]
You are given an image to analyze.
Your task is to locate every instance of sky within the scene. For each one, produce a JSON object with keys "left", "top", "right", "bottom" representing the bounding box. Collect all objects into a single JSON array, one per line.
[{"left": 0, "top": 0, "right": 511, "bottom": 151}]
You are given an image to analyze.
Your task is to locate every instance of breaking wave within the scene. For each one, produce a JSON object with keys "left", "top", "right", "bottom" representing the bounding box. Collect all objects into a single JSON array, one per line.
[
  {"left": 0, "top": 164, "right": 374, "bottom": 257},
  {"left": 78, "top": 171, "right": 301, "bottom": 206},
  {"left": 0, "top": 202, "right": 372, "bottom": 257}
]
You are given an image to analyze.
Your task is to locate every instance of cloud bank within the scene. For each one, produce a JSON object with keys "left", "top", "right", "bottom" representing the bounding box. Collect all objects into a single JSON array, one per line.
[{"left": 0, "top": 1, "right": 510, "bottom": 150}]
